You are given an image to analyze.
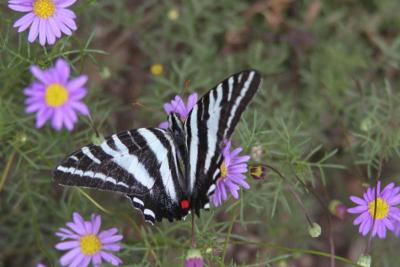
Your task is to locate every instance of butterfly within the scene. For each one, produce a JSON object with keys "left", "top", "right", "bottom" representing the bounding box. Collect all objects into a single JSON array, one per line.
[{"left": 54, "top": 69, "right": 262, "bottom": 224}]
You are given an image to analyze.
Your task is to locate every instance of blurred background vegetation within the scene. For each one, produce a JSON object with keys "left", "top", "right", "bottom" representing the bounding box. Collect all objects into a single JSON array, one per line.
[{"left": 1, "top": 0, "right": 400, "bottom": 266}]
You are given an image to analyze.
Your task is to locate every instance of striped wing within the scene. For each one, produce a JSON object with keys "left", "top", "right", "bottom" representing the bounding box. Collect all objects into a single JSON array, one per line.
[
  {"left": 54, "top": 128, "right": 189, "bottom": 224},
  {"left": 185, "top": 70, "right": 262, "bottom": 212}
]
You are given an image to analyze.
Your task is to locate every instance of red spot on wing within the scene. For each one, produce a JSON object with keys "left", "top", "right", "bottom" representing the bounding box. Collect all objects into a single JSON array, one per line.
[{"left": 180, "top": 199, "right": 190, "bottom": 209}]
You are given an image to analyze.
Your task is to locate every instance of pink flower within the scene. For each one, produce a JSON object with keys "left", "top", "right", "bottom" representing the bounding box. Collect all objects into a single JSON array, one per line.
[
  {"left": 185, "top": 249, "right": 203, "bottom": 267},
  {"left": 211, "top": 140, "right": 250, "bottom": 206},
  {"left": 159, "top": 93, "right": 198, "bottom": 128},
  {"left": 55, "top": 212, "right": 123, "bottom": 267},
  {"left": 9, "top": 0, "right": 78, "bottom": 46},
  {"left": 348, "top": 182, "right": 400, "bottom": 238},
  {"left": 24, "top": 58, "right": 89, "bottom": 131}
]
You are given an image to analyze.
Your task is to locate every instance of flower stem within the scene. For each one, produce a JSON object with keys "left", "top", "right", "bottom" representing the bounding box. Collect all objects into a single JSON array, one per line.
[
  {"left": 0, "top": 149, "right": 16, "bottom": 192},
  {"left": 191, "top": 210, "right": 196, "bottom": 248}
]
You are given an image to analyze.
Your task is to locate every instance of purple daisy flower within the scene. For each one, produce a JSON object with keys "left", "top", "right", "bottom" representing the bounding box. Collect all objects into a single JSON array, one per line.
[
  {"left": 8, "top": 0, "right": 78, "bottom": 46},
  {"left": 210, "top": 140, "right": 250, "bottom": 207},
  {"left": 24, "top": 58, "right": 89, "bottom": 131},
  {"left": 55, "top": 212, "right": 123, "bottom": 267},
  {"left": 348, "top": 181, "right": 400, "bottom": 239},
  {"left": 159, "top": 93, "right": 198, "bottom": 129}
]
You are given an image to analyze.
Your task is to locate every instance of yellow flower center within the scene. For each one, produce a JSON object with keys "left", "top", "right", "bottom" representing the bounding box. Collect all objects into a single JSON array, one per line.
[
  {"left": 368, "top": 197, "right": 389, "bottom": 220},
  {"left": 220, "top": 161, "right": 228, "bottom": 178},
  {"left": 150, "top": 64, "right": 163, "bottom": 76},
  {"left": 45, "top": 83, "right": 69, "bottom": 107},
  {"left": 33, "top": 0, "right": 56, "bottom": 19},
  {"left": 80, "top": 234, "right": 102, "bottom": 255}
]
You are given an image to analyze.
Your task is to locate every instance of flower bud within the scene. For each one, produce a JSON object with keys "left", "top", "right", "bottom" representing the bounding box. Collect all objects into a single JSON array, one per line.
[
  {"left": 308, "top": 222, "right": 321, "bottom": 238},
  {"left": 168, "top": 8, "right": 179, "bottom": 21},
  {"left": 91, "top": 133, "right": 104, "bottom": 145},
  {"left": 185, "top": 248, "right": 203, "bottom": 267},
  {"left": 249, "top": 165, "right": 267, "bottom": 180},
  {"left": 357, "top": 254, "right": 371, "bottom": 267},
  {"left": 329, "top": 200, "right": 347, "bottom": 220}
]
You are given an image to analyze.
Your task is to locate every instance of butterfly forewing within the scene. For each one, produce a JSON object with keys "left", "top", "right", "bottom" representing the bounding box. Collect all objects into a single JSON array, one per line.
[
  {"left": 54, "top": 128, "right": 189, "bottom": 223},
  {"left": 185, "top": 70, "right": 262, "bottom": 212},
  {"left": 54, "top": 69, "right": 262, "bottom": 223}
]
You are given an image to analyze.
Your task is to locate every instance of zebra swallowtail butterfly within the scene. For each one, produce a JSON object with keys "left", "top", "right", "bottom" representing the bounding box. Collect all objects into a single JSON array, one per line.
[{"left": 54, "top": 70, "right": 262, "bottom": 224}]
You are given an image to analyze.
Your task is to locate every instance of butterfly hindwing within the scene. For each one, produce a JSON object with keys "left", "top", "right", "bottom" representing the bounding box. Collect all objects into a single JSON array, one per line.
[
  {"left": 54, "top": 128, "right": 189, "bottom": 223},
  {"left": 185, "top": 70, "right": 262, "bottom": 212},
  {"left": 54, "top": 69, "right": 262, "bottom": 223}
]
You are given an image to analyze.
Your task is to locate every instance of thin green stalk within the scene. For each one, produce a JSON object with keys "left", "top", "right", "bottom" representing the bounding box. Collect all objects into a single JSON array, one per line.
[{"left": 0, "top": 149, "right": 16, "bottom": 192}]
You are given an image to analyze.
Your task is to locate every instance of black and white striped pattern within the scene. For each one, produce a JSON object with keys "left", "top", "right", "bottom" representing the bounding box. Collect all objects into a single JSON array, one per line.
[
  {"left": 185, "top": 70, "right": 261, "bottom": 213},
  {"left": 54, "top": 69, "right": 261, "bottom": 223}
]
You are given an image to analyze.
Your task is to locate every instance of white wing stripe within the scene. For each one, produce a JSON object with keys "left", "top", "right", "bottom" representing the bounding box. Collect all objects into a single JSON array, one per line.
[
  {"left": 56, "top": 166, "right": 129, "bottom": 188},
  {"left": 82, "top": 146, "right": 101, "bottom": 164},
  {"left": 112, "top": 134, "right": 129, "bottom": 153},
  {"left": 137, "top": 128, "right": 177, "bottom": 202},
  {"left": 133, "top": 197, "right": 144, "bottom": 206},
  {"left": 228, "top": 77, "right": 234, "bottom": 101},
  {"left": 100, "top": 141, "right": 118, "bottom": 157},
  {"left": 204, "top": 84, "right": 223, "bottom": 172},
  {"left": 112, "top": 154, "right": 155, "bottom": 190},
  {"left": 224, "top": 71, "right": 255, "bottom": 137},
  {"left": 144, "top": 208, "right": 155, "bottom": 218},
  {"left": 188, "top": 105, "right": 199, "bottom": 193}
]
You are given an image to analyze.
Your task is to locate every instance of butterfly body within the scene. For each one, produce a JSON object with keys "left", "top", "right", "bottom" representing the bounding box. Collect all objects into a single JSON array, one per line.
[{"left": 54, "top": 70, "right": 262, "bottom": 224}]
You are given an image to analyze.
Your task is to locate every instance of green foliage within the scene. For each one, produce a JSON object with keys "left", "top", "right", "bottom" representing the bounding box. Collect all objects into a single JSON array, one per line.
[{"left": 1, "top": 0, "right": 400, "bottom": 266}]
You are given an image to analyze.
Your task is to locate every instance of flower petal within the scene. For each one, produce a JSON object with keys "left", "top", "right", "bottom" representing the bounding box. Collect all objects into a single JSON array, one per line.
[
  {"left": 59, "top": 247, "right": 81, "bottom": 266},
  {"left": 55, "top": 240, "right": 80, "bottom": 250}
]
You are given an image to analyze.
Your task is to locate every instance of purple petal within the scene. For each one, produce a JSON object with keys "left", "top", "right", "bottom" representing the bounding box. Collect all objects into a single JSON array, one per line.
[
  {"left": 159, "top": 121, "right": 169, "bottom": 129},
  {"left": 57, "top": 0, "right": 77, "bottom": 8},
  {"left": 59, "top": 247, "right": 81, "bottom": 266},
  {"left": 28, "top": 17, "right": 40, "bottom": 42},
  {"left": 60, "top": 15, "right": 77, "bottom": 30},
  {"left": 91, "top": 214, "right": 102, "bottom": 235},
  {"left": 45, "top": 22, "right": 56, "bottom": 45},
  {"left": 25, "top": 101, "right": 44, "bottom": 113},
  {"left": 67, "top": 75, "right": 87, "bottom": 91},
  {"left": 71, "top": 101, "right": 90, "bottom": 116},
  {"left": 100, "top": 234, "right": 123, "bottom": 244},
  {"left": 69, "top": 253, "right": 85, "bottom": 267},
  {"left": 57, "top": 8, "right": 76, "bottom": 19},
  {"left": 69, "top": 88, "right": 87, "bottom": 101},
  {"left": 186, "top": 93, "right": 198, "bottom": 111},
  {"left": 38, "top": 18, "right": 46, "bottom": 46},
  {"left": 54, "top": 59, "right": 70, "bottom": 83},
  {"left": 100, "top": 251, "right": 123, "bottom": 266},
  {"left": 102, "top": 244, "right": 122, "bottom": 251},
  {"left": 8, "top": 3, "right": 33, "bottom": 12},
  {"left": 55, "top": 240, "right": 80, "bottom": 250},
  {"left": 51, "top": 108, "right": 64, "bottom": 130},
  {"left": 72, "top": 212, "right": 87, "bottom": 234},
  {"left": 347, "top": 205, "right": 368, "bottom": 214},
  {"left": 79, "top": 256, "right": 91, "bottom": 267},
  {"left": 30, "top": 65, "right": 49, "bottom": 84},
  {"left": 14, "top": 12, "right": 35, "bottom": 31},
  {"left": 353, "top": 212, "right": 369, "bottom": 225},
  {"left": 48, "top": 16, "right": 61, "bottom": 37},
  {"left": 98, "top": 228, "right": 118, "bottom": 239},
  {"left": 56, "top": 17, "right": 72, "bottom": 35},
  {"left": 92, "top": 253, "right": 102, "bottom": 265},
  {"left": 84, "top": 221, "right": 93, "bottom": 234},
  {"left": 35, "top": 108, "right": 53, "bottom": 128},
  {"left": 350, "top": 196, "right": 367, "bottom": 205}
]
